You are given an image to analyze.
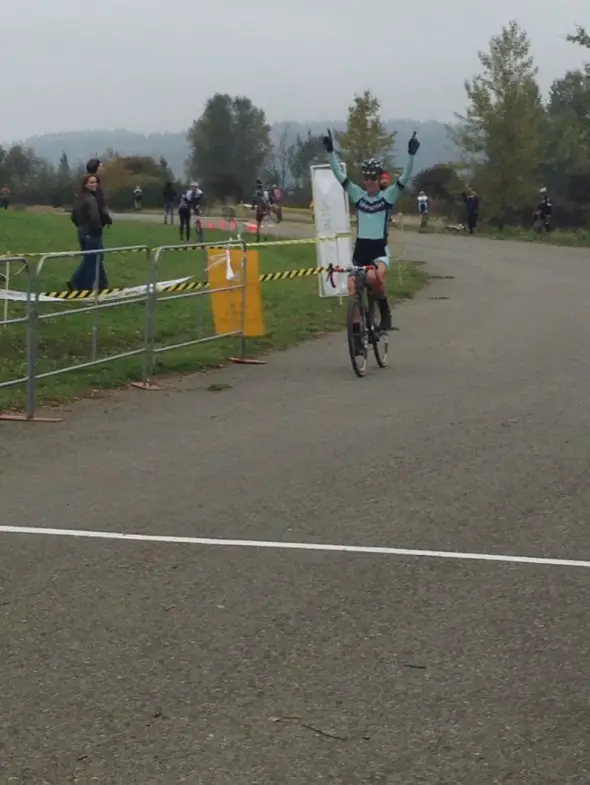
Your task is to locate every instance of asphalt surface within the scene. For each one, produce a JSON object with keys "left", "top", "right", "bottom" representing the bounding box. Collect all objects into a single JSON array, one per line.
[{"left": 2, "top": 228, "right": 590, "bottom": 784}]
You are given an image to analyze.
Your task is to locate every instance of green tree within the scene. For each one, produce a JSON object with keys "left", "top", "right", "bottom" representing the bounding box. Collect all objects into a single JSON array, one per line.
[
  {"left": 335, "top": 90, "right": 396, "bottom": 178},
  {"left": 57, "top": 152, "right": 71, "bottom": 179},
  {"left": 52, "top": 152, "right": 74, "bottom": 206},
  {"left": 567, "top": 26, "right": 590, "bottom": 49},
  {"left": 265, "top": 124, "right": 294, "bottom": 189},
  {"left": 451, "top": 20, "right": 545, "bottom": 227},
  {"left": 542, "top": 68, "right": 590, "bottom": 199},
  {"left": 187, "top": 93, "right": 271, "bottom": 201},
  {"left": 289, "top": 131, "right": 324, "bottom": 189},
  {"left": 2, "top": 145, "right": 38, "bottom": 185}
]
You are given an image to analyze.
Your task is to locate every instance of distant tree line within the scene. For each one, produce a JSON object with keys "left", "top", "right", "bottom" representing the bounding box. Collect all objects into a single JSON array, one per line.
[
  {"left": 0, "top": 147, "right": 180, "bottom": 210},
  {"left": 2, "top": 19, "right": 589, "bottom": 228}
]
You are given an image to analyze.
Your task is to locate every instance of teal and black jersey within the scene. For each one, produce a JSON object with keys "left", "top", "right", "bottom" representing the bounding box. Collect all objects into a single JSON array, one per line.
[{"left": 328, "top": 151, "right": 415, "bottom": 242}]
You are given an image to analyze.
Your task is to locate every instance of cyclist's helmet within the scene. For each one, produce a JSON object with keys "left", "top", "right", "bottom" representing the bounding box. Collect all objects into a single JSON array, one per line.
[{"left": 360, "top": 158, "right": 384, "bottom": 178}]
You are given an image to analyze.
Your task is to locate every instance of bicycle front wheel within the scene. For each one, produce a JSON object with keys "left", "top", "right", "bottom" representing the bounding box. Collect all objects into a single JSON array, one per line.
[
  {"left": 347, "top": 296, "right": 368, "bottom": 377},
  {"left": 368, "top": 298, "right": 388, "bottom": 368}
]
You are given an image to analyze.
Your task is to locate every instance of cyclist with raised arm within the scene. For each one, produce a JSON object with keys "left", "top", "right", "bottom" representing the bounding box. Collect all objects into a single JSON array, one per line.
[{"left": 323, "top": 129, "right": 420, "bottom": 334}]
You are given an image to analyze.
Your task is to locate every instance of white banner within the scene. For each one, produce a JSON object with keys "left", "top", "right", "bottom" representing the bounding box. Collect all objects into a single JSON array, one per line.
[{"left": 310, "top": 163, "right": 352, "bottom": 298}]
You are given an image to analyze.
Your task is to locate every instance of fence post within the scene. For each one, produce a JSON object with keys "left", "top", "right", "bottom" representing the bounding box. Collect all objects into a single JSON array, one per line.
[
  {"left": 0, "top": 255, "right": 63, "bottom": 423},
  {"left": 133, "top": 246, "right": 160, "bottom": 391}
]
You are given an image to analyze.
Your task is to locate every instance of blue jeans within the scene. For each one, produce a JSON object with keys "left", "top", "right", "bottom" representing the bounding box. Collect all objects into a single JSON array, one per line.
[{"left": 70, "top": 233, "right": 108, "bottom": 290}]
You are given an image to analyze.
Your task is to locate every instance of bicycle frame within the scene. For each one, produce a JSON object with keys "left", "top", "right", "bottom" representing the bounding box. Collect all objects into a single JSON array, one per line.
[{"left": 327, "top": 263, "right": 379, "bottom": 333}]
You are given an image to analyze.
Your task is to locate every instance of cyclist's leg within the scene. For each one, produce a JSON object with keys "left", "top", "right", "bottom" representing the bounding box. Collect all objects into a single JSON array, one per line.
[{"left": 367, "top": 254, "right": 392, "bottom": 330}]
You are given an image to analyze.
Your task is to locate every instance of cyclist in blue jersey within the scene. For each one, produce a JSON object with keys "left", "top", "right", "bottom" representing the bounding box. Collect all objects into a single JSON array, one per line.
[{"left": 323, "top": 129, "right": 420, "bottom": 331}]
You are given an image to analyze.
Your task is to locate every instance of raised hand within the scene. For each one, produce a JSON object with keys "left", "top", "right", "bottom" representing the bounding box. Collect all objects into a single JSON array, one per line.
[
  {"left": 323, "top": 129, "right": 334, "bottom": 153},
  {"left": 408, "top": 131, "right": 420, "bottom": 156}
]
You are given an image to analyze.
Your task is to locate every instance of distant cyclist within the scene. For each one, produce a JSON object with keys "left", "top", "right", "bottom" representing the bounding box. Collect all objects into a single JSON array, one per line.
[
  {"left": 417, "top": 190, "right": 429, "bottom": 227},
  {"left": 269, "top": 182, "right": 283, "bottom": 222},
  {"left": 323, "top": 129, "right": 420, "bottom": 336},
  {"left": 185, "top": 181, "right": 204, "bottom": 214},
  {"left": 534, "top": 187, "right": 552, "bottom": 233},
  {"left": 251, "top": 178, "right": 270, "bottom": 241}
]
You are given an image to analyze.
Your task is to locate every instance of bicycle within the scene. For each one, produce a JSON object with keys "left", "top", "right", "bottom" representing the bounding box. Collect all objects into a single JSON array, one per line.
[
  {"left": 532, "top": 210, "right": 550, "bottom": 237},
  {"left": 193, "top": 206, "right": 205, "bottom": 243},
  {"left": 326, "top": 263, "right": 389, "bottom": 378}
]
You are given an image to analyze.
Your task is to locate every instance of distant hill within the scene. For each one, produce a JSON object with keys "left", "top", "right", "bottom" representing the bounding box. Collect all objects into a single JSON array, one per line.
[{"left": 11, "top": 120, "right": 459, "bottom": 179}]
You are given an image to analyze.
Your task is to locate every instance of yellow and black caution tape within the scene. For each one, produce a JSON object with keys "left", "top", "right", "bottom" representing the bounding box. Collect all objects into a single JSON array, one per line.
[
  {"left": 259, "top": 266, "right": 322, "bottom": 282},
  {"left": 42, "top": 280, "right": 209, "bottom": 299},
  {"left": 42, "top": 286, "right": 129, "bottom": 300},
  {"left": 39, "top": 266, "right": 332, "bottom": 299},
  {"left": 0, "top": 233, "right": 350, "bottom": 260}
]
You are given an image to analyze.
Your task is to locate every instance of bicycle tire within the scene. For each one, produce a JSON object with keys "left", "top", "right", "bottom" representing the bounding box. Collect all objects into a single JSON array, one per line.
[
  {"left": 347, "top": 295, "right": 368, "bottom": 377},
  {"left": 368, "top": 297, "right": 388, "bottom": 368}
]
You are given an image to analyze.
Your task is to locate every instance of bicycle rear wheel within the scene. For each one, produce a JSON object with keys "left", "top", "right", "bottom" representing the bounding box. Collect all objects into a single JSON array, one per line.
[
  {"left": 347, "top": 296, "right": 368, "bottom": 377},
  {"left": 368, "top": 297, "right": 388, "bottom": 368}
]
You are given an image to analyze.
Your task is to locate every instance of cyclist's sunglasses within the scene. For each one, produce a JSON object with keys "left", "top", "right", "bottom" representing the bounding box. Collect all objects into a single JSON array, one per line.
[{"left": 363, "top": 174, "right": 380, "bottom": 181}]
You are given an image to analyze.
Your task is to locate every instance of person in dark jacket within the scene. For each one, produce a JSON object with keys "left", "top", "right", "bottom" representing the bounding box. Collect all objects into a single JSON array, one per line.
[
  {"left": 68, "top": 174, "right": 109, "bottom": 291},
  {"left": 462, "top": 186, "right": 479, "bottom": 234},
  {"left": 84, "top": 158, "right": 112, "bottom": 238},
  {"left": 163, "top": 180, "right": 176, "bottom": 225}
]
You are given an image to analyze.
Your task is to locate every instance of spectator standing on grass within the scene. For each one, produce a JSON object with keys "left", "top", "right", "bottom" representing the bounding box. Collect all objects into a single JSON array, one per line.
[
  {"left": 163, "top": 180, "right": 176, "bottom": 225},
  {"left": 178, "top": 192, "right": 192, "bottom": 242},
  {"left": 0, "top": 185, "right": 9, "bottom": 209},
  {"left": 462, "top": 186, "right": 479, "bottom": 234},
  {"left": 67, "top": 174, "right": 109, "bottom": 291},
  {"left": 134, "top": 185, "right": 143, "bottom": 210},
  {"left": 81, "top": 158, "right": 112, "bottom": 249}
]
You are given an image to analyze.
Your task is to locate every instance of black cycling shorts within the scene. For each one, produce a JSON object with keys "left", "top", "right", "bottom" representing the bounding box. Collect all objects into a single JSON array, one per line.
[{"left": 353, "top": 238, "right": 388, "bottom": 266}]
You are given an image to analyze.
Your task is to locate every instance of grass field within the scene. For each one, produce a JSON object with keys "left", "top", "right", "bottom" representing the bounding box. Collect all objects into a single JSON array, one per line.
[{"left": 0, "top": 213, "right": 428, "bottom": 411}]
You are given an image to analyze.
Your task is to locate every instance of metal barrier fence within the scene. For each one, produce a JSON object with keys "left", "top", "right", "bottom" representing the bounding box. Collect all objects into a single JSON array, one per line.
[
  {"left": 0, "top": 257, "right": 36, "bottom": 420},
  {"left": 136, "top": 240, "right": 247, "bottom": 389},
  {"left": 0, "top": 239, "right": 247, "bottom": 422}
]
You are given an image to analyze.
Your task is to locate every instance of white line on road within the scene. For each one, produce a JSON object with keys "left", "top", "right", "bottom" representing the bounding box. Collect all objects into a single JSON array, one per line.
[{"left": 1, "top": 525, "right": 589, "bottom": 569}]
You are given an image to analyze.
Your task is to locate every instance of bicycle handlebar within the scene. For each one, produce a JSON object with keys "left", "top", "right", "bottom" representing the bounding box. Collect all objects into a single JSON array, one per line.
[{"left": 326, "top": 262, "right": 377, "bottom": 289}]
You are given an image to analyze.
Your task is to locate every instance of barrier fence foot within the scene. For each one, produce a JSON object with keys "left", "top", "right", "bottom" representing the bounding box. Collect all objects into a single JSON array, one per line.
[
  {"left": 0, "top": 412, "right": 63, "bottom": 423},
  {"left": 229, "top": 356, "right": 266, "bottom": 365},
  {"left": 131, "top": 381, "right": 162, "bottom": 391}
]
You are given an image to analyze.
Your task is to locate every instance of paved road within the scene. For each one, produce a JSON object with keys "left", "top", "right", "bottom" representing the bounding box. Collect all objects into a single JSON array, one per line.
[{"left": 2, "top": 231, "right": 590, "bottom": 784}]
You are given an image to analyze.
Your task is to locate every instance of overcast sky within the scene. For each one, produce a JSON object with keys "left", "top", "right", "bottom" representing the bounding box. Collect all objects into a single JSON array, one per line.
[{"left": 1, "top": 0, "right": 587, "bottom": 141}]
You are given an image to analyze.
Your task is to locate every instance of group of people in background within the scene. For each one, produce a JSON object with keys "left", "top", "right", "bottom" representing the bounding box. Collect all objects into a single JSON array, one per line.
[
  {"left": 160, "top": 178, "right": 283, "bottom": 245},
  {"left": 161, "top": 180, "right": 204, "bottom": 242},
  {"left": 415, "top": 184, "right": 551, "bottom": 236},
  {"left": 50, "top": 161, "right": 556, "bottom": 294}
]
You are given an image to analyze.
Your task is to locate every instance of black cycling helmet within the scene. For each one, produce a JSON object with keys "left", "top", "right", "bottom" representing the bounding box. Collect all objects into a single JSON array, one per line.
[{"left": 360, "top": 158, "right": 384, "bottom": 178}]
